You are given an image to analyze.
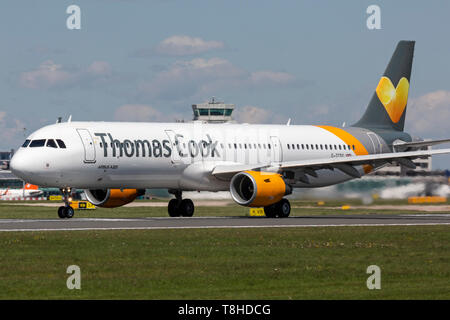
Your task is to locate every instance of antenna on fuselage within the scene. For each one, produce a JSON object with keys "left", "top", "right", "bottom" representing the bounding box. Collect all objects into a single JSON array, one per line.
[
  {"left": 68, "top": 115, "right": 72, "bottom": 123},
  {"left": 287, "top": 118, "right": 291, "bottom": 126}
]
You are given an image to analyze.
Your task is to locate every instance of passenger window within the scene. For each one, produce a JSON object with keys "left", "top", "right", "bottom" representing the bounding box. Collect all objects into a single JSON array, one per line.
[
  {"left": 22, "top": 140, "right": 31, "bottom": 148},
  {"left": 46, "top": 139, "right": 58, "bottom": 148},
  {"left": 56, "top": 139, "right": 66, "bottom": 148},
  {"left": 287, "top": 144, "right": 290, "bottom": 149},
  {"left": 29, "top": 139, "right": 46, "bottom": 147}
]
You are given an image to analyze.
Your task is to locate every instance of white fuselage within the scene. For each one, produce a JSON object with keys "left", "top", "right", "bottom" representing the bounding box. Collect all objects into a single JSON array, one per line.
[{"left": 10, "top": 121, "right": 378, "bottom": 191}]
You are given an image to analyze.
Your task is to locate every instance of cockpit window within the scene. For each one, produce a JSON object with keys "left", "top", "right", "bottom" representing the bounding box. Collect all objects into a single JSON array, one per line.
[
  {"left": 56, "top": 139, "right": 66, "bottom": 149},
  {"left": 22, "top": 140, "right": 31, "bottom": 148},
  {"left": 46, "top": 139, "right": 58, "bottom": 148},
  {"left": 29, "top": 139, "right": 46, "bottom": 148}
]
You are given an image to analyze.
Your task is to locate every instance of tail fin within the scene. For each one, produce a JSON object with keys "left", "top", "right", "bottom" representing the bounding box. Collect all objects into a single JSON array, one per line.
[
  {"left": 353, "top": 40, "right": 415, "bottom": 131},
  {"left": 24, "top": 183, "right": 39, "bottom": 190}
]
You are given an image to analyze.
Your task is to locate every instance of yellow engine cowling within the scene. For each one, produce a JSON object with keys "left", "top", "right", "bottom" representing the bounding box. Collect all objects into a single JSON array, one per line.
[
  {"left": 84, "top": 189, "right": 145, "bottom": 208},
  {"left": 230, "top": 171, "right": 291, "bottom": 207}
]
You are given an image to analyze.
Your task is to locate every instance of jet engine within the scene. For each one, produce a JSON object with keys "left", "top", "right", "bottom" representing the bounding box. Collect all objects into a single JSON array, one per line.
[
  {"left": 230, "top": 171, "right": 291, "bottom": 207},
  {"left": 84, "top": 189, "right": 145, "bottom": 208}
]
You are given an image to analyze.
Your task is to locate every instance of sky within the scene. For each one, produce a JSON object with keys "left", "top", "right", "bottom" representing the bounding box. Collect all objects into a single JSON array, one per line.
[{"left": 1, "top": 0, "right": 450, "bottom": 168}]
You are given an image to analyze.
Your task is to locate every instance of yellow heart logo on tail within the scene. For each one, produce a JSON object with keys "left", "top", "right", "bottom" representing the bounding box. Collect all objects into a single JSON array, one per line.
[{"left": 376, "top": 76, "right": 409, "bottom": 123}]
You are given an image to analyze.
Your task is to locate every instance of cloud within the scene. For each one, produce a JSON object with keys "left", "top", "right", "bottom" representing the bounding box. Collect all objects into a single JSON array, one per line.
[
  {"left": 233, "top": 106, "right": 272, "bottom": 123},
  {"left": 19, "top": 60, "right": 113, "bottom": 89},
  {"left": 134, "top": 35, "right": 225, "bottom": 57},
  {"left": 87, "top": 61, "right": 112, "bottom": 76},
  {"left": 156, "top": 35, "right": 224, "bottom": 56},
  {"left": 0, "top": 111, "right": 26, "bottom": 148},
  {"left": 138, "top": 57, "right": 295, "bottom": 101},
  {"left": 113, "top": 104, "right": 181, "bottom": 122},
  {"left": 19, "top": 60, "right": 72, "bottom": 89},
  {"left": 406, "top": 90, "right": 450, "bottom": 137},
  {"left": 233, "top": 105, "right": 287, "bottom": 124},
  {"left": 249, "top": 71, "right": 295, "bottom": 86}
]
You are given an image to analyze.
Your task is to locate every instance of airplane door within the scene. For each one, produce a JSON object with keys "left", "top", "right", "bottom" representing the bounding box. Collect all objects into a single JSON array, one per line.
[
  {"left": 165, "top": 130, "right": 183, "bottom": 166},
  {"left": 270, "top": 136, "right": 282, "bottom": 164},
  {"left": 76, "top": 129, "right": 96, "bottom": 163}
]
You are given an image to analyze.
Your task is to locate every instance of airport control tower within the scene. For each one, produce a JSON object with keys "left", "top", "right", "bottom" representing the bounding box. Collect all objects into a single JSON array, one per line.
[{"left": 192, "top": 97, "right": 235, "bottom": 123}]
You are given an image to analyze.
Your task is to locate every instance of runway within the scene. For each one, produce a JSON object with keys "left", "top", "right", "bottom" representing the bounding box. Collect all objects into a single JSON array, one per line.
[{"left": 0, "top": 214, "right": 449, "bottom": 232}]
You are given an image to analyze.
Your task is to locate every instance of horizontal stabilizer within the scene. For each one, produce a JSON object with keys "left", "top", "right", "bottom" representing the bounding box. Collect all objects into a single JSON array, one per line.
[{"left": 393, "top": 138, "right": 450, "bottom": 151}]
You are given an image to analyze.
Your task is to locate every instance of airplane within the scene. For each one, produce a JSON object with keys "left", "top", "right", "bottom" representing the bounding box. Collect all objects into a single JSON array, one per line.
[
  {"left": 0, "top": 183, "right": 43, "bottom": 199},
  {"left": 9, "top": 40, "right": 450, "bottom": 219}
]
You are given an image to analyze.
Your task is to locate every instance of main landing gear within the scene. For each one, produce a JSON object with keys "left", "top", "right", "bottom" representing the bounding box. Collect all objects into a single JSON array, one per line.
[
  {"left": 263, "top": 198, "right": 291, "bottom": 218},
  {"left": 57, "top": 187, "right": 75, "bottom": 219},
  {"left": 168, "top": 190, "right": 195, "bottom": 217}
]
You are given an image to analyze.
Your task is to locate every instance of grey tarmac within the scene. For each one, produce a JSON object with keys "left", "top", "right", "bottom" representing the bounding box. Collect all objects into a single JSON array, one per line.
[{"left": 0, "top": 214, "right": 449, "bottom": 232}]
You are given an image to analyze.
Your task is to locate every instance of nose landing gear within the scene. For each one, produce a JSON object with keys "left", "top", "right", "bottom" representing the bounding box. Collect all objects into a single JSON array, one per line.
[
  {"left": 168, "top": 190, "right": 195, "bottom": 217},
  {"left": 57, "top": 187, "right": 75, "bottom": 219}
]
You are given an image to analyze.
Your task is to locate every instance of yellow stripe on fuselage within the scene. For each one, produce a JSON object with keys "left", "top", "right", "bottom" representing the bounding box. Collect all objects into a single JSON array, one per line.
[
  {"left": 315, "top": 125, "right": 368, "bottom": 155},
  {"left": 315, "top": 125, "right": 373, "bottom": 174}
]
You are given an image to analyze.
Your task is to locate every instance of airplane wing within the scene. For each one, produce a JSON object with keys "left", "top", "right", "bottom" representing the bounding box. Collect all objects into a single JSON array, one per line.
[{"left": 212, "top": 148, "right": 450, "bottom": 179}]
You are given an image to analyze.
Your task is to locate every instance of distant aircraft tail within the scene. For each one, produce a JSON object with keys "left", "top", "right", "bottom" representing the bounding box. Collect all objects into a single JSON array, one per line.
[
  {"left": 24, "top": 183, "right": 39, "bottom": 190},
  {"left": 353, "top": 40, "right": 415, "bottom": 132}
]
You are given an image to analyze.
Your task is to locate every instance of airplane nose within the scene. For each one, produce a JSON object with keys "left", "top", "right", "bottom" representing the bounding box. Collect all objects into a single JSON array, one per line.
[{"left": 10, "top": 151, "right": 32, "bottom": 179}]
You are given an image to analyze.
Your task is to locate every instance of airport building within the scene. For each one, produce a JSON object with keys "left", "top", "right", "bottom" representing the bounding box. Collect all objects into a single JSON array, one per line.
[
  {"left": 0, "top": 150, "right": 14, "bottom": 170},
  {"left": 192, "top": 97, "right": 235, "bottom": 123},
  {"left": 0, "top": 170, "right": 23, "bottom": 189}
]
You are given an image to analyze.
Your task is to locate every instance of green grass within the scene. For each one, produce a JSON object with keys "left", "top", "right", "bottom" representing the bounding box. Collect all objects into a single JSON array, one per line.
[{"left": 0, "top": 226, "right": 449, "bottom": 299}]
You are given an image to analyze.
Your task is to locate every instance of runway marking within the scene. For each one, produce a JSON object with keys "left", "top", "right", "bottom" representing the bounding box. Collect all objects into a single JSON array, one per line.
[
  {"left": 401, "top": 214, "right": 450, "bottom": 217},
  {"left": 0, "top": 222, "right": 449, "bottom": 232}
]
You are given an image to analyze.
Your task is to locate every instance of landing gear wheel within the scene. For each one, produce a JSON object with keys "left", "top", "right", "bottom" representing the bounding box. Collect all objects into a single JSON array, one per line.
[
  {"left": 167, "top": 190, "right": 195, "bottom": 217},
  {"left": 57, "top": 206, "right": 75, "bottom": 219},
  {"left": 58, "top": 206, "right": 66, "bottom": 219},
  {"left": 168, "top": 199, "right": 181, "bottom": 217},
  {"left": 65, "top": 206, "right": 75, "bottom": 219},
  {"left": 264, "top": 204, "right": 277, "bottom": 218},
  {"left": 180, "top": 199, "right": 194, "bottom": 217},
  {"left": 277, "top": 198, "right": 291, "bottom": 218},
  {"left": 264, "top": 198, "right": 291, "bottom": 218}
]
